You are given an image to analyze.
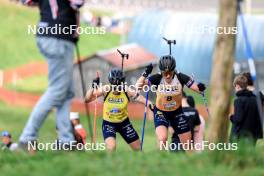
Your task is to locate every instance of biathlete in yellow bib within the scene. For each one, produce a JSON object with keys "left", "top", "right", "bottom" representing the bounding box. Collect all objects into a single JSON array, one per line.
[
  {"left": 85, "top": 68, "right": 153, "bottom": 151},
  {"left": 136, "top": 55, "right": 206, "bottom": 151}
]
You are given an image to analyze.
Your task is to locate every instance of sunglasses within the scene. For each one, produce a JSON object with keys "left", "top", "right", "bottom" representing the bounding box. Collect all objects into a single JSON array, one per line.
[{"left": 162, "top": 71, "right": 174, "bottom": 77}]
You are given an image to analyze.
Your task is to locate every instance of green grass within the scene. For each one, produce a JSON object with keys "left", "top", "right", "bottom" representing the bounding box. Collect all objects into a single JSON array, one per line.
[
  {"left": 1, "top": 1, "right": 264, "bottom": 175},
  {"left": 89, "top": 8, "right": 115, "bottom": 17},
  {"left": 0, "top": 100, "right": 156, "bottom": 151},
  {"left": 1, "top": 148, "right": 264, "bottom": 176},
  {"left": 184, "top": 87, "right": 211, "bottom": 105},
  {"left": 184, "top": 87, "right": 236, "bottom": 108},
  {"left": 0, "top": 0, "right": 41, "bottom": 69},
  {"left": 5, "top": 75, "right": 48, "bottom": 95},
  {"left": 0, "top": 0, "right": 120, "bottom": 70},
  {"left": 1, "top": 101, "right": 264, "bottom": 175}
]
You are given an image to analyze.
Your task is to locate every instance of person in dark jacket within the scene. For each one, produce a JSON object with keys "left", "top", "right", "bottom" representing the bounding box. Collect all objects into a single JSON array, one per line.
[
  {"left": 170, "top": 92, "right": 203, "bottom": 152},
  {"left": 242, "top": 72, "right": 264, "bottom": 107},
  {"left": 230, "top": 74, "right": 263, "bottom": 146},
  {"left": 19, "top": 0, "right": 84, "bottom": 151}
]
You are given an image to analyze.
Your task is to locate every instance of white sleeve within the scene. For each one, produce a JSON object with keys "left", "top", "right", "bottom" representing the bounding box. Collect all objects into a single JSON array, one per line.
[{"left": 9, "top": 143, "right": 19, "bottom": 151}]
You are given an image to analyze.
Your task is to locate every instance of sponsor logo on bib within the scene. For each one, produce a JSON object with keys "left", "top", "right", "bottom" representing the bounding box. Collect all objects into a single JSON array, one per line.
[{"left": 108, "top": 98, "right": 124, "bottom": 103}]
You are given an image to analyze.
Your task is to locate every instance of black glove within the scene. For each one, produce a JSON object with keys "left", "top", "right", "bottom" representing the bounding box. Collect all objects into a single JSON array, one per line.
[
  {"left": 92, "top": 77, "right": 100, "bottom": 88},
  {"left": 69, "top": 0, "right": 85, "bottom": 10},
  {"left": 142, "top": 63, "right": 153, "bottom": 78},
  {"left": 197, "top": 83, "right": 206, "bottom": 92},
  {"left": 148, "top": 103, "right": 155, "bottom": 112}
]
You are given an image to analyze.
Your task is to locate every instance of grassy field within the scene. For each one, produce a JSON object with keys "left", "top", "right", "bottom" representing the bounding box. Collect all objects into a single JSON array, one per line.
[
  {"left": 0, "top": 101, "right": 156, "bottom": 151},
  {"left": 1, "top": 1, "right": 263, "bottom": 175},
  {"left": 0, "top": 0, "right": 120, "bottom": 70},
  {"left": 1, "top": 101, "right": 264, "bottom": 176},
  {"left": 1, "top": 148, "right": 264, "bottom": 176},
  {"left": 5, "top": 75, "right": 48, "bottom": 95}
]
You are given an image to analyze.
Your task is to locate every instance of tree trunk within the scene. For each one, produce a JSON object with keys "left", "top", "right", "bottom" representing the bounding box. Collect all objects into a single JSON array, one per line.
[{"left": 208, "top": 0, "right": 238, "bottom": 143}]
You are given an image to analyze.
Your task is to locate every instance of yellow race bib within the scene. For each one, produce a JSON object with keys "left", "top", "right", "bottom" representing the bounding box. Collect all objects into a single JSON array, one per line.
[{"left": 103, "top": 91, "right": 129, "bottom": 123}]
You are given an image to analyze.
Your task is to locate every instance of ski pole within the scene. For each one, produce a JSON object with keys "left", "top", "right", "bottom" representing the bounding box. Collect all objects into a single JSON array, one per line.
[
  {"left": 117, "top": 49, "right": 129, "bottom": 72},
  {"left": 93, "top": 71, "right": 99, "bottom": 143},
  {"left": 140, "top": 79, "right": 150, "bottom": 151},
  {"left": 75, "top": 43, "right": 93, "bottom": 142},
  {"left": 191, "top": 74, "right": 211, "bottom": 118},
  {"left": 162, "top": 37, "right": 176, "bottom": 55},
  {"left": 201, "top": 91, "right": 211, "bottom": 118}
]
